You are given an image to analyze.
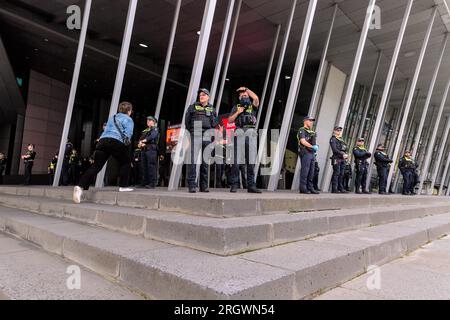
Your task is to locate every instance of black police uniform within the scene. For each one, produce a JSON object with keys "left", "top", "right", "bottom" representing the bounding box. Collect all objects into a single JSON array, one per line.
[
  {"left": 132, "top": 148, "right": 142, "bottom": 186},
  {"left": 374, "top": 150, "right": 393, "bottom": 194},
  {"left": 0, "top": 156, "right": 7, "bottom": 185},
  {"left": 48, "top": 155, "right": 58, "bottom": 185},
  {"left": 313, "top": 155, "right": 320, "bottom": 191},
  {"left": 399, "top": 156, "right": 418, "bottom": 195},
  {"left": 330, "top": 135, "right": 348, "bottom": 193},
  {"left": 185, "top": 103, "right": 217, "bottom": 190},
  {"left": 230, "top": 104, "right": 258, "bottom": 190},
  {"left": 298, "top": 127, "right": 317, "bottom": 193},
  {"left": 140, "top": 126, "right": 160, "bottom": 188},
  {"left": 61, "top": 142, "right": 74, "bottom": 186},
  {"left": 23, "top": 150, "right": 36, "bottom": 185},
  {"left": 69, "top": 153, "right": 82, "bottom": 185},
  {"left": 353, "top": 145, "right": 372, "bottom": 193}
]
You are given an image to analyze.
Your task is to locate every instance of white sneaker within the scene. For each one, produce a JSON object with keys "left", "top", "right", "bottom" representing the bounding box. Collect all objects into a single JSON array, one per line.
[
  {"left": 119, "top": 187, "right": 134, "bottom": 192},
  {"left": 73, "top": 186, "right": 83, "bottom": 204}
]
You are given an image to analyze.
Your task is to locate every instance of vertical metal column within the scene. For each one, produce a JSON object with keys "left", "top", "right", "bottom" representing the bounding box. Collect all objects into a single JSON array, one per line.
[
  {"left": 168, "top": 0, "right": 217, "bottom": 191},
  {"left": 95, "top": 0, "right": 139, "bottom": 188},
  {"left": 387, "top": 7, "right": 437, "bottom": 189},
  {"left": 336, "top": 0, "right": 377, "bottom": 127},
  {"left": 215, "top": 0, "right": 242, "bottom": 113},
  {"left": 440, "top": 151, "right": 450, "bottom": 195},
  {"left": 53, "top": 0, "right": 92, "bottom": 187},
  {"left": 254, "top": 0, "right": 298, "bottom": 177},
  {"left": 412, "top": 33, "right": 449, "bottom": 157},
  {"left": 387, "top": 79, "right": 411, "bottom": 156},
  {"left": 366, "top": 0, "right": 414, "bottom": 188},
  {"left": 256, "top": 24, "right": 281, "bottom": 129},
  {"left": 155, "top": 0, "right": 182, "bottom": 120},
  {"left": 357, "top": 51, "right": 382, "bottom": 139},
  {"left": 290, "top": 3, "right": 338, "bottom": 191},
  {"left": 431, "top": 117, "right": 450, "bottom": 193},
  {"left": 267, "top": 0, "right": 318, "bottom": 191},
  {"left": 418, "top": 73, "right": 450, "bottom": 193},
  {"left": 209, "top": 0, "right": 235, "bottom": 104}
]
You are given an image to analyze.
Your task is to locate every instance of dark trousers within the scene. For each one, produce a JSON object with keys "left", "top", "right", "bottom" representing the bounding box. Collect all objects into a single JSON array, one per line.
[
  {"left": 299, "top": 151, "right": 315, "bottom": 192},
  {"left": 24, "top": 161, "right": 33, "bottom": 185},
  {"left": 331, "top": 159, "right": 346, "bottom": 192},
  {"left": 377, "top": 165, "right": 388, "bottom": 193},
  {"left": 62, "top": 161, "right": 70, "bottom": 186},
  {"left": 215, "top": 164, "right": 224, "bottom": 188},
  {"left": 231, "top": 135, "right": 256, "bottom": 189},
  {"left": 402, "top": 170, "right": 414, "bottom": 194},
  {"left": 355, "top": 164, "right": 368, "bottom": 192},
  {"left": 141, "top": 148, "right": 158, "bottom": 187},
  {"left": 69, "top": 165, "right": 80, "bottom": 185},
  {"left": 79, "top": 138, "right": 131, "bottom": 190},
  {"left": 188, "top": 135, "right": 210, "bottom": 189},
  {"left": 0, "top": 167, "right": 4, "bottom": 185},
  {"left": 132, "top": 161, "right": 141, "bottom": 186}
]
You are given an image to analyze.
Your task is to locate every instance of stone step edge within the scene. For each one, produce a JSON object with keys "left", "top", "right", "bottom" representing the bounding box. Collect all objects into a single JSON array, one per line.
[
  {"left": 1, "top": 194, "right": 450, "bottom": 257},
  {"left": 0, "top": 186, "right": 448, "bottom": 218},
  {"left": 1, "top": 207, "right": 449, "bottom": 299}
]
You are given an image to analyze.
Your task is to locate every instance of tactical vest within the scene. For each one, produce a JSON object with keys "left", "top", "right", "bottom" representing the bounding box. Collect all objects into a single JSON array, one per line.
[{"left": 235, "top": 104, "right": 257, "bottom": 128}]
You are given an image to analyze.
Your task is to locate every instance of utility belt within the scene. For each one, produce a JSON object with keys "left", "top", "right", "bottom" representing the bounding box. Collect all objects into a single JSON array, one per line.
[
  {"left": 143, "top": 144, "right": 158, "bottom": 152},
  {"left": 376, "top": 162, "right": 390, "bottom": 168},
  {"left": 298, "top": 146, "right": 313, "bottom": 156},
  {"left": 24, "top": 159, "right": 34, "bottom": 163}
]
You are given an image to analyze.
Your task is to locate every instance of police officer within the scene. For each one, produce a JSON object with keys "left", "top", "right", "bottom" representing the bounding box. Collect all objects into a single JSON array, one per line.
[
  {"left": 61, "top": 140, "right": 74, "bottom": 186},
  {"left": 132, "top": 146, "right": 142, "bottom": 187},
  {"left": 21, "top": 144, "right": 36, "bottom": 185},
  {"left": 48, "top": 152, "right": 58, "bottom": 185},
  {"left": 185, "top": 88, "right": 217, "bottom": 193},
  {"left": 228, "top": 87, "right": 262, "bottom": 194},
  {"left": 330, "top": 126, "right": 348, "bottom": 193},
  {"left": 399, "top": 150, "right": 418, "bottom": 196},
  {"left": 374, "top": 144, "right": 393, "bottom": 195},
  {"left": 297, "top": 116, "right": 320, "bottom": 194},
  {"left": 0, "top": 152, "right": 7, "bottom": 185},
  {"left": 139, "top": 116, "right": 160, "bottom": 189},
  {"left": 69, "top": 149, "right": 82, "bottom": 185},
  {"left": 353, "top": 138, "right": 371, "bottom": 194},
  {"left": 343, "top": 159, "right": 352, "bottom": 192}
]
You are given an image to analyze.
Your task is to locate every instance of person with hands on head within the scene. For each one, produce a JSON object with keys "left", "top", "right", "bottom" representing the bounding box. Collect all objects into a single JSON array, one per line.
[
  {"left": 297, "top": 116, "right": 320, "bottom": 194},
  {"left": 228, "top": 87, "right": 261, "bottom": 194}
]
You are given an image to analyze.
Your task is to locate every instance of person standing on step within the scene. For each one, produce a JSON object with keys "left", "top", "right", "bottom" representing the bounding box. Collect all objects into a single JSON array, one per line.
[
  {"left": 73, "top": 102, "right": 135, "bottom": 204},
  {"left": 374, "top": 144, "right": 393, "bottom": 195},
  {"left": 297, "top": 116, "right": 320, "bottom": 194},
  {"left": 48, "top": 152, "right": 58, "bottom": 185},
  {"left": 138, "top": 116, "right": 159, "bottom": 189},
  {"left": 343, "top": 159, "right": 352, "bottom": 192},
  {"left": 185, "top": 88, "right": 218, "bottom": 193},
  {"left": 353, "top": 138, "right": 371, "bottom": 194},
  {"left": 61, "top": 139, "right": 74, "bottom": 186},
  {"left": 330, "top": 126, "right": 349, "bottom": 194},
  {"left": 69, "top": 149, "right": 82, "bottom": 185},
  {"left": 228, "top": 87, "right": 262, "bottom": 194},
  {"left": 21, "top": 144, "right": 36, "bottom": 186},
  {"left": 399, "top": 150, "right": 418, "bottom": 196},
  {"left": 0, "top": 152, "right": 6, "bottom": 185}
]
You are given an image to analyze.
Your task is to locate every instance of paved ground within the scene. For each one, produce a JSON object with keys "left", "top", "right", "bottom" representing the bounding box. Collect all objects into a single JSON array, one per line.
[
  {"left": 316, "top": 235, "right": 450, "bottom": 300},
  {"left": 0, "top": 233, "right": 143, "bottom": 300}
]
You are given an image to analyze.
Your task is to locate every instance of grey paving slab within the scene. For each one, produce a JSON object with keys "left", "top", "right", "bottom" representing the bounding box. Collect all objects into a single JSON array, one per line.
[{"left": 0, "top": 234, "right": 142, "bottom": 300}]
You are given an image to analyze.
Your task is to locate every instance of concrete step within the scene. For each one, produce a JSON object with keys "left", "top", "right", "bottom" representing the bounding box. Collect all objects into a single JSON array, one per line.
[
  {"left": 1, "top": 186, "right": 448, "bottom": 218},
  {"left": 0, "top": 233, "right": 143, "bottom": 300},
  {"left": 1, "top": 194, "right": 450, "bottom": 256},
  {"left": 0, "top": 205, "right": 449, "bottom": 299}
]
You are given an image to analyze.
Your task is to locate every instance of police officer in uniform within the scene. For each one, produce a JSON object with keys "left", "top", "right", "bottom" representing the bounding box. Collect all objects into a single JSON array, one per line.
[
  {"left": 21, "top": 144, "right": 36, "bottom": 185},
  {"left": 185, "top": 88, "right": 217, "bottom": 193},
  {"left": 343, "top": 159, "right": 352, "bottom": 192},
  {"left": 132, "top": 146, "right": 142, "bottom": 187},
  {"left": 228, "top": 87, "right": 262, "bottom": 194},
  {"left": 69, "top": 149, "right": 82, "bottom": 185},
  {"left": 374, "top": 144, "right": 393, "bottom": 195},
  {"left": 330, "top": 126, "right": 349, "bottom": 193},
  {"left": 399, "top": 150, "right": 418, "bottom": 196},
  {"left": 48, "top": 152, "right": 58, "bottom": 185},
  {"left": 61, "top": 140, "right": 74, "bottom": 186},
  {"left": 297, "top": 116, "right": 320, "bottom": 194},
  {"left": 353, "top": 138, "right": 371, "bottom": 194},
  {"left": 139, "top": 116, "right": 160, "bottom": 189}
]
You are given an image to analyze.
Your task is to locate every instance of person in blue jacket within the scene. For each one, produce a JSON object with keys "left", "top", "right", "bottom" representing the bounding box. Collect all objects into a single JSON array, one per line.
[{"left": 73, "top": 102, "right": 135, "bottom": 203}]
